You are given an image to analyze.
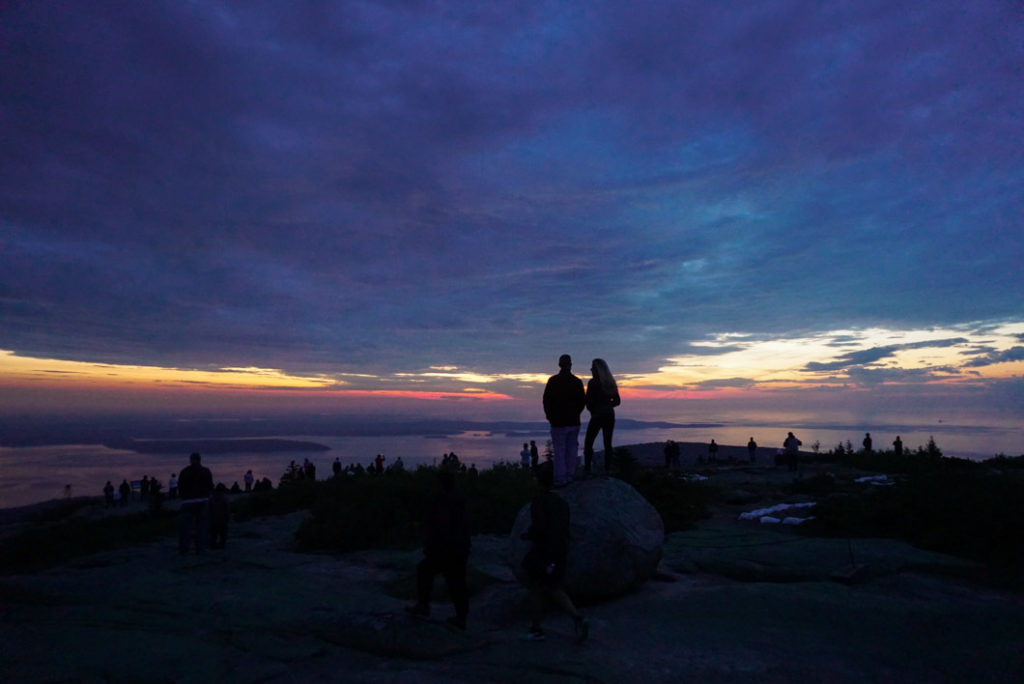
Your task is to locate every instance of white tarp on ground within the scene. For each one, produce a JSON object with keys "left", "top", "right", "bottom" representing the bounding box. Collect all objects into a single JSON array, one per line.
[{"left": 739, "top": 502, "right": 817, "bottom": 525}]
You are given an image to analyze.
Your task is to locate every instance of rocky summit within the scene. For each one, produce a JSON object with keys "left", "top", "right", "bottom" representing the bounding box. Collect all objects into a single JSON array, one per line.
[{"left": 2, "top": 461, "right": 1024, "bottom": 682}]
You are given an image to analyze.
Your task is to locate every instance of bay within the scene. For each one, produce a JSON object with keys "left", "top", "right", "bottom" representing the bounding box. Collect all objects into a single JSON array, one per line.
[{"left": 1, "top": 422, "right": 1019, "bottom": 511}]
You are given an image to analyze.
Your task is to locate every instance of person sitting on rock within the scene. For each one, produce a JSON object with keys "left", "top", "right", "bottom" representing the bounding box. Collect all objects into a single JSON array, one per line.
[
  {"left": 406, "top": 469, "right": 471, "bottom": 630},
  {"left": 520, "top": 461, "right": 588, "bottom": 643}
]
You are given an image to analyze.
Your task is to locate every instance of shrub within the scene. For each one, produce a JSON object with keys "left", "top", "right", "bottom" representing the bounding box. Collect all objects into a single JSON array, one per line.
[
  {"left": 0, "top": 510, "right": 176, "bottom": 574},
  {"left": 798, "top": 460, "right": 1024, "bottom": 578},
  {"left": 629, "top": 469, "right": 714, "bottom": 532}
]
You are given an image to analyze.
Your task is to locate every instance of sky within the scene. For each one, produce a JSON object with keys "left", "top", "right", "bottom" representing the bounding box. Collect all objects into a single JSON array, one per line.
[{"left": 1, "top": 1, "right": 1023, "bottom": 432}]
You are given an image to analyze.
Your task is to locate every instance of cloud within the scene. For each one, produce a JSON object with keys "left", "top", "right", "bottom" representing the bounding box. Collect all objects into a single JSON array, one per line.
[
  {"left": 0, "top": 0, "right": 1022, "bottom": 386},
  {"left": 695, "top": 377, "right": 756, "bottom": 390},
  {"left": 963, "top": 346, "right": 1024, "bottom": 368},
  {"left": 803, "top": 338, "right": 969, "bottom": 372}
]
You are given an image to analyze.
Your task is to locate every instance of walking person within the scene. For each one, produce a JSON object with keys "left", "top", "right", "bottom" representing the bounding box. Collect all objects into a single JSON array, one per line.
[
  {"left": 542, "top": 354, "right": 586, "bottom": 488},
  {"left": 406, "top": 470, "right": 472, "bottom": 630},
  {"left": 583, "top": 358, "right": 621, "bottom": 474},
  {"left": 520, "top": 462, "right": 589, "bottom": 643}
]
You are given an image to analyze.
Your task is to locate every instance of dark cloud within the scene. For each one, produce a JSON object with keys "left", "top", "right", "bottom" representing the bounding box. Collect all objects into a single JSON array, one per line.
[
  {"left": 695, "top": 377, "right": 756, "bottom": 390},
  {"left": 1, "top": 1, "right": 1022, "bottom": 377},
  {"left": 804, "top": 338, "right": 969, "bottom": 372},
  {"left": 963, "top": 346, "right": 1024, "bottom": 368}
]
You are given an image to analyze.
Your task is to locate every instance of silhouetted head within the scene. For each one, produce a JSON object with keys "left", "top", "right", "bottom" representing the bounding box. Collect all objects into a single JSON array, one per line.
[
  {"left": 590, "top": 358, "right": 618, "bottom": 393},
  {"left": 535, "top": 460, "right": 555, "bottom": 490},
  {"left": 190, "top": 452, "right": 201, "bottom": 465},
  {"left": 558, "top": 354, "right": 572, "bottom": 370}
]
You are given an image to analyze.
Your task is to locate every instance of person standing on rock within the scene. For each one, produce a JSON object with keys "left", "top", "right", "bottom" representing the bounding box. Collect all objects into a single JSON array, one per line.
[
  {"left": 406, "top": 469, "right": 471, "bottom": 630},
  {"left": 543, "top": 354, "right": 586, "bottom": 487},
  {"left": 178, "top": 452, "right": 214, "bottom": 555},
  {"left": 583, "top": 358, "right": 621, "bottom": 474},
  {"left": 520, "top": 462, "right": 588, "bottom": 643},
  {"left": 747, "top": 437, "right": 758, "bottom": 463}
]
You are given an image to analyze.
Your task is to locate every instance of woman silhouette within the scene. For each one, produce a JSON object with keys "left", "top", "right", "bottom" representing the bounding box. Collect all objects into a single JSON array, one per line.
[{"left": 583, "top": 358, "right": 621, "bottom": 473}]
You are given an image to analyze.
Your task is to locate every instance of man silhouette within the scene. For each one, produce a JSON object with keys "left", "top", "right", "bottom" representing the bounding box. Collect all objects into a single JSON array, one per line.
[
  {"left": 178, "top": 452, "right": 214, "bottom": 555},
  {"left": 542, "top": 354, "right": 586, "bottom": 488}
]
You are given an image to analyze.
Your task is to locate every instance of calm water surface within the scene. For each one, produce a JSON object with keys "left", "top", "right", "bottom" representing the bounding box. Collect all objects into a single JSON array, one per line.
[{"left": 1, "top": 423, "right": 1020, "bottom": 510}]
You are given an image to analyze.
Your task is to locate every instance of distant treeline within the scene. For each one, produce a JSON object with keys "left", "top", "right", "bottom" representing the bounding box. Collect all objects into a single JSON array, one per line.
[{"left": 102, "top": 438, "right": 330, "bottom": 454}]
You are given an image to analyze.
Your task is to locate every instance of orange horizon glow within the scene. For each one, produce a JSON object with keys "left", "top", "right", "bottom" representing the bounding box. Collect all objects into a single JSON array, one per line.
[{"left": 1, "top": 320, "right": 1022, "bottom": 412}]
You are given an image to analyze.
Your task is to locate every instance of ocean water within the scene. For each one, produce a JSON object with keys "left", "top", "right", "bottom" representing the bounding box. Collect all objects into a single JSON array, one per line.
[{"left": 1, "top": 423, "right": 1020, "bottom": 510}]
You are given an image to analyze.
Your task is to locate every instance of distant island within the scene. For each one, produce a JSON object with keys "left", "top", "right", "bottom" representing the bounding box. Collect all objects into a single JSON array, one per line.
[{"left": 102, "top": 438, "right": 331, "bottom": 454}]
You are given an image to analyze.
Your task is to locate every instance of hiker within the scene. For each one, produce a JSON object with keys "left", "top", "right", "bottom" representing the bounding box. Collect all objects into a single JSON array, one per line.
[
  {"left": 783, "top": 432, "right": 802, "bottom": 472},
  {"left": 406, "top": 470, "right": 471, "bottom": 630},
  {"left": 209, "top": 483, "right": 230, "bottom": 550},
  {"left": 178, "top": 453, "right": 214, "bottom": 555},
  {"left": 520, "top": 462, "right": 589, "bottom": 643},
  {"left": 664, "top": 440, "right": 680, "bottom": 470}
]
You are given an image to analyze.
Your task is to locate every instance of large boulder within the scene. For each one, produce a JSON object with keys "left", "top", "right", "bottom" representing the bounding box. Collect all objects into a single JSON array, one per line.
[{"left": 509, "top": 477, "right": 664, "bottom": 601}]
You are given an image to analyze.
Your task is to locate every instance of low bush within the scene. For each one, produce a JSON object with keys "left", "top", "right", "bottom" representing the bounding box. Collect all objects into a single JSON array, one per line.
[
  {"left": 0, "top": 511, "right": 177, "bottom": 574},
  {"left": 293, "top": 464, "right": 538, "bottom": 553},
  {"left": 799, "top": 463, "right": 1024, "bottom": 578},
  {"left": 628, "top": 469, "right": 715, "bottom": 532}
]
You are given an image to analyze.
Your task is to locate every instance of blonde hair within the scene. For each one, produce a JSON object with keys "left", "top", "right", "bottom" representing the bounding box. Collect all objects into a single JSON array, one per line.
[{"left": 591, "top": 358, "right": 618, "bottom": 395}]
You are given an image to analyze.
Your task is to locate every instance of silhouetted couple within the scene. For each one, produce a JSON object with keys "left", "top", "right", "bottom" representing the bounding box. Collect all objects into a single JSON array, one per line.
[{"left": 543, "top": 354, "right": 621, "bottom": 486}]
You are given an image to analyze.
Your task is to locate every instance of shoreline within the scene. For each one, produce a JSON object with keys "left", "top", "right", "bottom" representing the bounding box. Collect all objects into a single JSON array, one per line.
[{"left": 2, "top": 434, "right": 1018, "bottom": 514}]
